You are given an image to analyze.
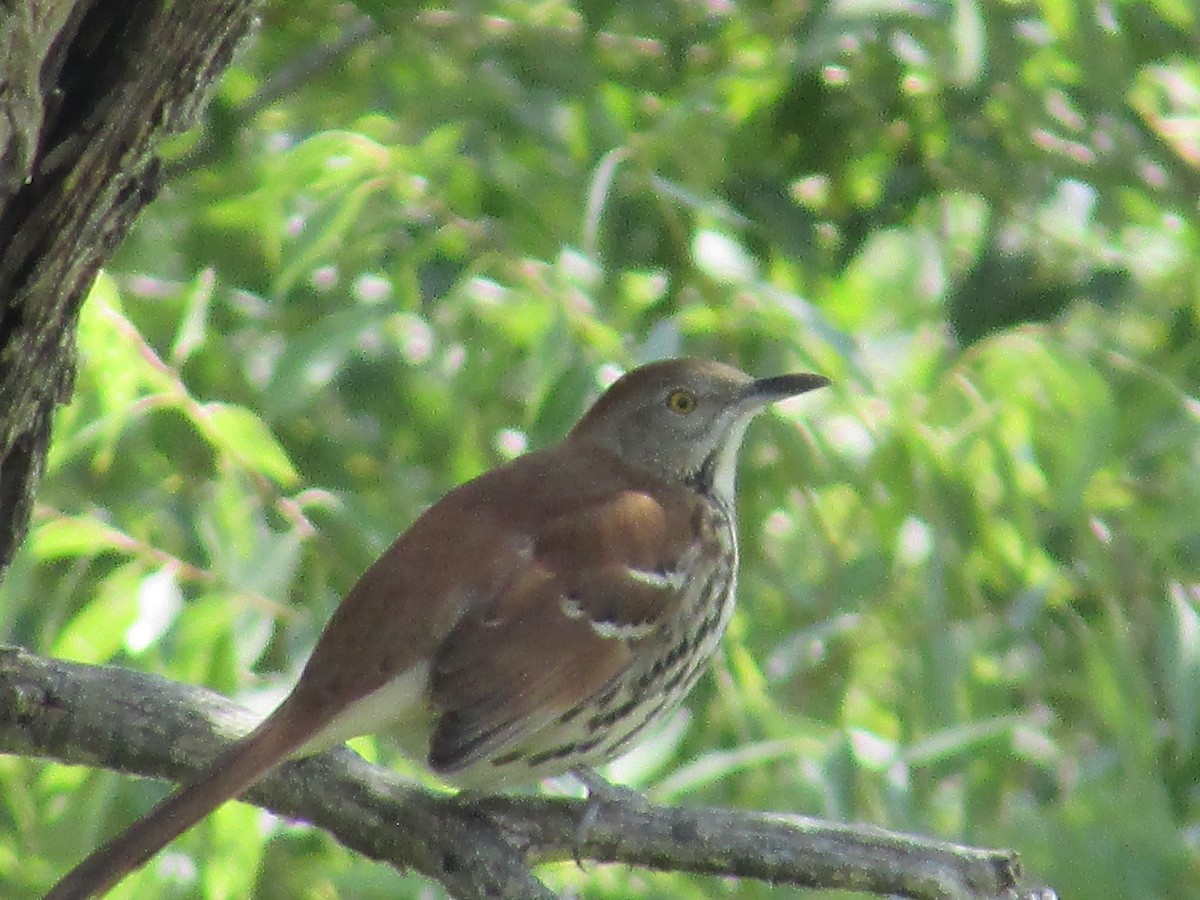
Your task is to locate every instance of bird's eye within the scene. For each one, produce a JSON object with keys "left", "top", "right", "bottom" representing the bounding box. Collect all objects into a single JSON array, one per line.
[{"left": 666, "top": 389, "right": 698, "bottom": 415}]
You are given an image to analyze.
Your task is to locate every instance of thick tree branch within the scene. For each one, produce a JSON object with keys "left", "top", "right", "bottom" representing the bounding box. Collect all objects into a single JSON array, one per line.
[{"left": 0, "top": 645, "right": 1055, "bottom": 900}]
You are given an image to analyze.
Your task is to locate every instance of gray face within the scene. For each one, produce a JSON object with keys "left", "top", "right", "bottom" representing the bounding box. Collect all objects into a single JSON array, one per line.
[{"left": 574, "top": 358, "right": 828, "bottom": 493}]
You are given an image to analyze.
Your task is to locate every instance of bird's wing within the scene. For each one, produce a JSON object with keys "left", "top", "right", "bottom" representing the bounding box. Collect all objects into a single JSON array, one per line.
[{"left": 426, "top": 485, "right": 713, "bottom": 775}]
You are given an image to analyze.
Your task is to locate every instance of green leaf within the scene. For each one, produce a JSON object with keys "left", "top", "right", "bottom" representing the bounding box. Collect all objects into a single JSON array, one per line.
[
  {"left": 1161, "top": 583, "right": 1200, "bottom": 761},
  {"left": 31, "top": 517, "right": 126, "bottom": 561},
  {"left": 193, "top": 402, "right": 299, "bottom": 485},
  {"left": 51, "top": 564, "right": 142, "bottom": 665},
  {"left": 170, "top": 267, "right": 215, "bottom": 366}
]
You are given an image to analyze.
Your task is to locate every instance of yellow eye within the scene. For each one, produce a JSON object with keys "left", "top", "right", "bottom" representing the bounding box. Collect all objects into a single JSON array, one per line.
[{"left": 666, "top": 389, "right": 698, "bottom": 414}]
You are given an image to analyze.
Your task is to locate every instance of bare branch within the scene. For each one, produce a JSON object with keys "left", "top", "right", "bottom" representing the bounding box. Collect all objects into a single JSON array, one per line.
[{"left": 0, "top": 645, "right": 1054, "bottom": 899}]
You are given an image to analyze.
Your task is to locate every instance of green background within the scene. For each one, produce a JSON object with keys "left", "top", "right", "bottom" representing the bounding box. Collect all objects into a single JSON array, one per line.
[{"left": 4, "top": 1, "right": 1199, "bottom": 897}]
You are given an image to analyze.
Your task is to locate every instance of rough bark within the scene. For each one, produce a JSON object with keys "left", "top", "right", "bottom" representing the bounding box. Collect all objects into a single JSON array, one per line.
[
  {"left": 0, "top": 0, "right": 258, "bottom": 579},
  {"left": 0, "top": 644, "right": 1056, "bottom": 900}
]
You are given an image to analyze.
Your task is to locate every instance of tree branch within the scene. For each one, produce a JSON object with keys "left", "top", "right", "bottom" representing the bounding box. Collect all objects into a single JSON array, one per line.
[{"left": 0, "top": 645, "right": 1054, "bottom": 899}]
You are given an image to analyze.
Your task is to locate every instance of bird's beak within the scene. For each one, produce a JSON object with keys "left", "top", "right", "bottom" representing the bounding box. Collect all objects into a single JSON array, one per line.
[{"left": 744, "top": 372, "right": 830, "bottom": 407}]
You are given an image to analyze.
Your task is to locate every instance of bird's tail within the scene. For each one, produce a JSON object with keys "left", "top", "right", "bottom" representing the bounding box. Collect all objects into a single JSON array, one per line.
[{"left": 44, "top": 706, "right": 314, "bottom": 899}]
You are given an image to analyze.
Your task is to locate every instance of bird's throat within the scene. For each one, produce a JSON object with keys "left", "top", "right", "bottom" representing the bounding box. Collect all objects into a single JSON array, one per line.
[{"left": 683, "top": 420, "right": 750, "bottom": 512}]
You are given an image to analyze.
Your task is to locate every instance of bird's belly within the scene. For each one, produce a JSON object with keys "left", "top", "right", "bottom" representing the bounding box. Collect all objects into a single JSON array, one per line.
[{"left": 458, "top": 561, "right": 739, "bottom": 787}]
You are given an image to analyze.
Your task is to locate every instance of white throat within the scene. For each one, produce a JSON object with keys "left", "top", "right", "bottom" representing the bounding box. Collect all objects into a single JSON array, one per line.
[{"left": 711, "top": 416, "right": 753, "bottom": 505}]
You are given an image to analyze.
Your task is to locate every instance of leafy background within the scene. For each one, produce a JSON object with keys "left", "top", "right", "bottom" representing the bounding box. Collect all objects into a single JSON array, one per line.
[{"left": 4, "top": 1, "right": 1199, "bottom": 897}]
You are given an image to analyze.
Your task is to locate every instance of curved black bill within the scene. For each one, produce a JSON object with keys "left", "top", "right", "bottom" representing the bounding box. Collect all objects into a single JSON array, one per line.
[{"left": 747, "top": 372, "right": 831, "bottom": 403}]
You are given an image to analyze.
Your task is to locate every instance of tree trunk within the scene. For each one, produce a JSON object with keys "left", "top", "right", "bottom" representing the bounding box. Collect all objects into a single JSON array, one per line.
[{"left": 0, "top": 0, "right": 257, "bottom": 579}]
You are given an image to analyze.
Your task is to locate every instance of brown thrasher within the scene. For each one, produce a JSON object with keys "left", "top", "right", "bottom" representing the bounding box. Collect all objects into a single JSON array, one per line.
[{"left": 46, "top": 357, "right": 828, "bottom": 899}]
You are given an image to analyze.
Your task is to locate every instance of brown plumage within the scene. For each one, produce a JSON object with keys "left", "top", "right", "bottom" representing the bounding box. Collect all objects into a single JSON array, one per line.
[{"left": 45, "top": 357, "right": 828, "bottom": 899}]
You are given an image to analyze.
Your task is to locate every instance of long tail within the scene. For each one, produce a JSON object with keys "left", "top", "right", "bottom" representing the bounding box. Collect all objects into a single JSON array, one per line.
[{"left": 44, "top": 706, "right": 315, "bottom": 899}]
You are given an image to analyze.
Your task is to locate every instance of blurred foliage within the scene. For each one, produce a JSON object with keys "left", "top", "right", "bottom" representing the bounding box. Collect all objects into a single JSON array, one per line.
[{"left": 3, "top": 0, "right": 1200, "bottom": 897}]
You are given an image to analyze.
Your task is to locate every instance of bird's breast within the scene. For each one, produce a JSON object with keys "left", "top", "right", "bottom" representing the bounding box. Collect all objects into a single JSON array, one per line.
[{"left": 521, "top": 497, "right": 741, "bottom": 775}]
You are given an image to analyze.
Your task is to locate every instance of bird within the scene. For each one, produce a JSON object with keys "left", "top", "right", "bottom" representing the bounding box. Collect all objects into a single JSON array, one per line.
[{"left": 45, "top": 357, "right": 829, "bottom": 899}]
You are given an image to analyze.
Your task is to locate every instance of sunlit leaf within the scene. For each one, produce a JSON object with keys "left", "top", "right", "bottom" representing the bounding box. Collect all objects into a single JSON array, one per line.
[
  {"left": 31, "top": 516, "right": 127, "bottom": 561},
  {"left": 125, "top": 567, "right": 184, "bottom": 654},
  {"left": 193, "top": 402, "right": 299, "bottom": 485}
]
